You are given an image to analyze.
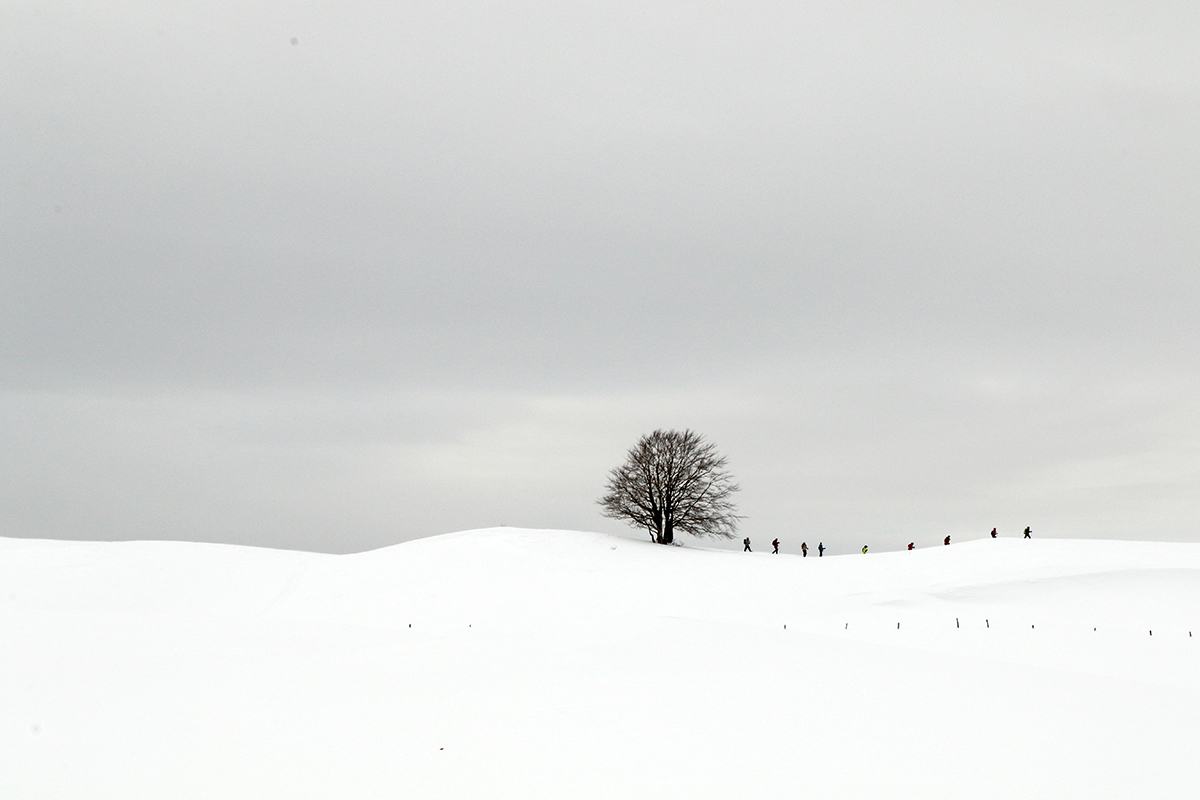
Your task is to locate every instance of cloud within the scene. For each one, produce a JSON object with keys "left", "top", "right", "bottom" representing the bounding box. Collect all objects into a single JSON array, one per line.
[{"left": 2, "top": 1, "right": 1198, "bottom": 550}]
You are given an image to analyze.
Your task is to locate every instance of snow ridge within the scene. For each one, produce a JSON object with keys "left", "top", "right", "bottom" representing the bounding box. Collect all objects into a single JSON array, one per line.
[{"left": 3, "top": 529, "right": 1198, "bottom": 799}]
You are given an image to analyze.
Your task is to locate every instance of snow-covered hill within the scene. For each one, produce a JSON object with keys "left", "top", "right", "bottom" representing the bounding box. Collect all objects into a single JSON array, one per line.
[{"left": 4, "top": 529, "right": 1199, "bottom": 798}]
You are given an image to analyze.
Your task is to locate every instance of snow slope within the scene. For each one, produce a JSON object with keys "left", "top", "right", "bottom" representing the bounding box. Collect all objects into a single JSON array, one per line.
[{"left": 4, "top": 529, "right": 1199, "bottom": 799}]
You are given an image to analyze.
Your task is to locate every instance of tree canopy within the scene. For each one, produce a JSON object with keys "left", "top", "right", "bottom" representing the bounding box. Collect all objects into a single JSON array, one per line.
[{"left": 598, "top": 429, "right": 741, "bottom": 545}]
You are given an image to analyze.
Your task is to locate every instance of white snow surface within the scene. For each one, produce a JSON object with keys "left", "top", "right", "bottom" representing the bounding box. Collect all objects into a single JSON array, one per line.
[{"left": 4, "top": 528, "right": 1199, "bottom": 799}]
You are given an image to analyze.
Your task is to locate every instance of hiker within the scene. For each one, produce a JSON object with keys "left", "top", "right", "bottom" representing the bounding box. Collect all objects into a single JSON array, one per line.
[
  {"left": 907, "top": 542, "right": 914, "bottom": 551},
  {"left": 1024, "top": 526, "right": 1032, "bottom": 539},
  {"left": 944, "top": 535, "right": 951, "bottom": 546},
  {"left": 862, "top": 544, "right": 868, "bottom": 554},
  {"left": 990, "top": 527, "right": 998, "bottom": 538},
  {"left": 818, "top": 542, "right": 825, "bottom": 557},
  {"left": 744, "top": 537, "right": 752, "bottom": 552},
  {"left": 772, "top": 538, "right": 780, "bottom": 554},
  {"left": 801, "top": 542, "right": 808, "bottom": 557}
]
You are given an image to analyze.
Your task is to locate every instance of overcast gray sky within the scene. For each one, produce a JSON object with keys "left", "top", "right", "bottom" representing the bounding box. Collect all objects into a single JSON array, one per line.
[{"left": 3, "top": 1, "right": 1199, "bottom": 554}]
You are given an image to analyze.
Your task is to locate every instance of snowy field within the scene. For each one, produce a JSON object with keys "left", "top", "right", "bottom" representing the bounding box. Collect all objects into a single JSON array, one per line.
[{"left": 4, "top": 528, "right": 1199, "bottom": 799}]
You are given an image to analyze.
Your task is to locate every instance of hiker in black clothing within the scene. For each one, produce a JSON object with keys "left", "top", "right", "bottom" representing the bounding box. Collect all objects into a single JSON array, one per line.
[
  {"left": 1024, "top": 527, "right": 1032, "bottom": 539},
  {"left": 801, "top": 542, "right": 808, "bottom": 557},
  {"left": 772, "top": 538, "right": 780, "bottom": 554},
  {"left": 991, "top": 527, "right": 998, "bottom": 538},
  {"left": 744, "top": 537, "right": 752, "bottom": 552},
  {"left": 818, "top": 542, "right": 824, "bottom": 557}
]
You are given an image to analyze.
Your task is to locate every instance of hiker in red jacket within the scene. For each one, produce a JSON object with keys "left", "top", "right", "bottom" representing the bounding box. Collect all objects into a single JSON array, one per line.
[
  {"left": 990, "top": 528, "right": 998, "bottom": 538},
  {"left": 772, "top": 538, "right": 780, "bottom": 554},
  {"left": 907, "top": 542, "right": 914, "bottom": 551},
  {"left": 944, "top": 535, "right": 951, "bottom": 546},
  {"left": 801, "top": 542, "right": 808, "bottom": 557}
]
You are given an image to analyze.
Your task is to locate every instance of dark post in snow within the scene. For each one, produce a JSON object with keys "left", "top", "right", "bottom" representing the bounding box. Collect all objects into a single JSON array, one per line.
[{"left": 598, "top": 429, "right": 741, "bottom": 545}]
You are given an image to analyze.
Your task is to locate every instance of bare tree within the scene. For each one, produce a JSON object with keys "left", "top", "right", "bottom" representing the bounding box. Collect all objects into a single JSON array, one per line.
[{"left": 598, "top": 429, "right": 741, "bottom": 544}]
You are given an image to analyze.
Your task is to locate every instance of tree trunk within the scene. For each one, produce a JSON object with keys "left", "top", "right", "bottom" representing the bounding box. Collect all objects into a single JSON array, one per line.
[
  {"left": 652, "top": 509, "right": 665, "bottom": 544},
  {"left": 663, "top": 518, "right": 674, "bottom": 545}
]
